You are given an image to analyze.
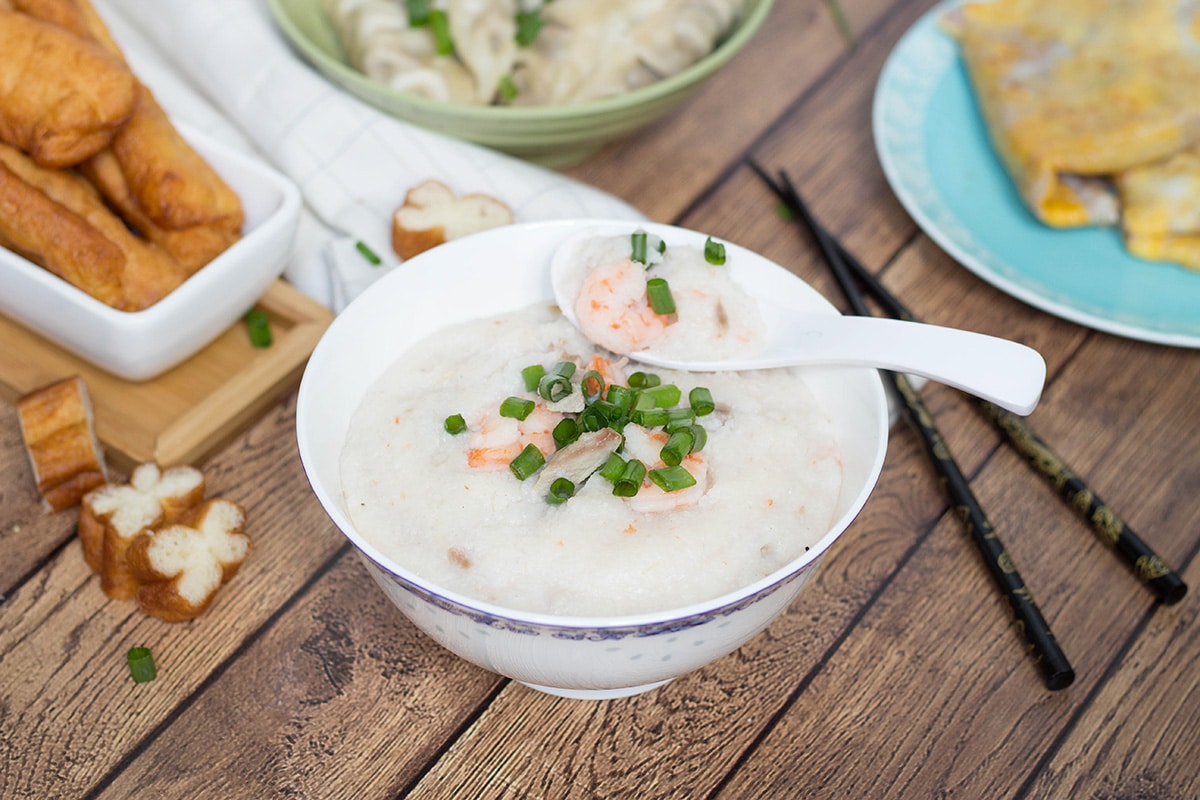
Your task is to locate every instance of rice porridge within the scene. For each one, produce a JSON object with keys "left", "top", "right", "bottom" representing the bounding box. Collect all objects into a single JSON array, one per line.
[{"left": 338, "top": 227, "right": 844, "bottom": 618}]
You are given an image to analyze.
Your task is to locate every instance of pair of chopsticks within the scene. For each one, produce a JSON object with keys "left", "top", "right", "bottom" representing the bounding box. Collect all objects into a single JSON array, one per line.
[{"left": 751, "top": 163, "right": 1188, "bottom": 690}]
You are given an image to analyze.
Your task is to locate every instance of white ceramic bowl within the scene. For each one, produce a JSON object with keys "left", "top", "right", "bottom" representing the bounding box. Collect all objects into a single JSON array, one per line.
[
  {"left": 296, "top": 219, "right": 889, "bottom": 699},
  {"left": 0, "top": 124, "right": 302, "bottom": 381}
]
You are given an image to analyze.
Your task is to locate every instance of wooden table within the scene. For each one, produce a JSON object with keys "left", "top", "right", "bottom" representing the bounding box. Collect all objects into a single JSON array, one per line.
[{"left": 3, "top": 1, "right": 1199, "bottom": 797}]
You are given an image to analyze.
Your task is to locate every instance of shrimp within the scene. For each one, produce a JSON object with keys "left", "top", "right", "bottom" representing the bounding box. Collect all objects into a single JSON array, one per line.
[
  {"left": 466, "top": 402, "right": 563, "bottom": 471},
  {"left": 573, "top": 257, "right": 669, "bottom": 355}
]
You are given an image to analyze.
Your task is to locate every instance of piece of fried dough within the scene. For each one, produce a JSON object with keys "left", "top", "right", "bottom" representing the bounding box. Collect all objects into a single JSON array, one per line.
[
  {"left": 0, "top": 140, "right": 187, "bottom": 310},
  {"left": 81, "top": 87, "right": 245, "bottom": 274},
  {"left": 0, "top": 10, "right": 136, "bottom": 168},
  {"left": 17, "top": 376, "right": 108, "bottom": 512}
]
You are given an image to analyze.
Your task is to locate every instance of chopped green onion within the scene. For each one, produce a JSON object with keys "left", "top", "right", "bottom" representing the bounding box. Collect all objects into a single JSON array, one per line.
[
  {"left": 660, "top": 429, "right": 695, "bottom": 467},
  {"left": 604, "top": 384, "right": 635, "bottom": 414},
  {"left": 632, "top": 391, "right": 658, "bottom": 412},
  {"left": 598, "top": 452, "right": 626, "bottom": 482},
  {"left": 689, "top": 386, "right": 715, "bottom": 416},
  {"left": 496, "top": 75, "right": 519, "bottom": 103},
  {"left": 552, "top": 418, "right": 580, "bottom": 449},
  {"left": 704, "top": 237, "right": 727, "bottom": 265},
  {"left": 640, "top": 383, "right": 682, "bottom": 408},
  {"left": 550, "top": 360, "right": 577, "bottom": 379},
  {"left": 646, "top": 277, "right": 676, "bottom": 315},
  {"left": 546, "top": 477, "right": 575, "bottom": 505},
  {"left": 538, "top": 373, "right": 573, "bottom": 403},
  {"left": 688, "top": 424, "right": 708, "bottom": 453},
  {"left": 631, "top": 230, "right": 648, "bottom": 264},
  {"left": 244, "top": 309, "right": 272, "bottom": 348},
  {"left": 612, "top": 459, "right": 647, "bottom": 497},
  {"left": 580, "top": 370, "right": 605, "bottom": 402},
  {"left": 499, "top": 396, "right": 535, "bottom": 420},
  {"left": 444, "top": 413, "right": 467, "bottom": 434},
  {"left": 579, "top": 405, "right": 607, "bottom": 432},
  {"left": 648, "top": 465, "right": 697, "bottom": 493},
  {"left": 355, "top": 240, "right": 382, "bottom": 265},
  {"left": 514, "top": 11, "right": 542, "bottom": 46},
  {"left": 628, "top": 371, "right": 661, "bottom": 389},
  {"left": 127, "top": 646, "right": 156, "bottom": 683},
  {"left": 405, "top": 0, "right": 432, "bottom": 25},
  {"left": 631, "top": 407, "right": 670, "bottom": 427},
  {"left": 656, "top": 239, "right": 667, "bottom": 255},
  {"left": 429, "top": 10, "right": 454, "bottom": 54},
  {"left": 774, "top": 202, "right": 794, "bottom": 221},
  {"left": 521, "top": 364, "right": 545, "bottom": 392},
  {"left": 508, "top": 444, "right": 545, "bottom": 480}
]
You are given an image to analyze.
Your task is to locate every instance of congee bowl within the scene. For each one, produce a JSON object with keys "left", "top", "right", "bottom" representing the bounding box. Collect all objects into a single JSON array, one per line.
[
  {"left": 266, "top": 0, "right": 777, "bottom": 167},
  {"left": 295, "top": 219, "right": 889, "bottom": 699}
]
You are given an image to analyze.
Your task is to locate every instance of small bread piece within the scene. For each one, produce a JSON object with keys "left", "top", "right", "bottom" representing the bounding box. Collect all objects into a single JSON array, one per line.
[
  {"left": 78, "top": 462, "right": 205, "bottom": 599},
  {"left": 16, "top": 376, "right": 107, "bottom": 512},
  {"left": 127, "top": 499, "right": 251, "bottom": 622},
  {"left": 0, "top": 140, "right": 188, "bottom": 310},
  {"left": 391, "top": 179, "right": 513, "bottom": 260},
  {"left": 0, "top": 10, "right": 136, "bottom": 168}
]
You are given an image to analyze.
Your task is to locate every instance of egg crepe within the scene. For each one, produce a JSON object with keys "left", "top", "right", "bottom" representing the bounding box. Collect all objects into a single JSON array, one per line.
[{"left": 946, "top": 0, "right": 1200, "bottom": 271}]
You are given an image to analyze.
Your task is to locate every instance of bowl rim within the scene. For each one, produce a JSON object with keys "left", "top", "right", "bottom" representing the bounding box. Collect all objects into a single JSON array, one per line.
[
  {"left": 267, "top": 0, "right": 777, "bottom": 121},
  {"left": 296, "top": 218, "right": 889, "bottom": 631}
]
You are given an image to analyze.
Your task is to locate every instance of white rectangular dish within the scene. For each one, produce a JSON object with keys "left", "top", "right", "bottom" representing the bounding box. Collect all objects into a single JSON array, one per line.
[{"left": 0, "top": 124, "right": 302, "bottom": 381}]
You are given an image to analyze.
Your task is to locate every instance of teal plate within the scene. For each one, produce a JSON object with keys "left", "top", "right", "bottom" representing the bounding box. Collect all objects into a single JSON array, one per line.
[{"left": 872, "top": 2, "right": 1200, "bottom": 348}]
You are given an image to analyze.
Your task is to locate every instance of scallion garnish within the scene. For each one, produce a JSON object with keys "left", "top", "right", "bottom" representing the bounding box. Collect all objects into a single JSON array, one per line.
[
  {"left": 688, "top": 424, "right": 708, "bottom": 453},
  {"left": 649, "top": 465, "right": 697, "bottom": 493},
  {"left": 355, "top": 240, "right": 382, "bottom": 265},
  {"left": 579, "top": 405, "right": 607, "bottom": 432},
  {"left": 515, "top": 11, "right": 542, "bottom": 46},
  {"left": 521, "top": 364, "right": 545, "bottom": 392},
  {"left": 657, "top": 239, "right": 667, "bottom": 255},
  {"left": 430, "top": 10, "right": 454, "bottom": 54},
  {"left": 604, "top": 384, "right": 635, "bottom": 414},
  {"left": 646, "top": 277, "right": 676, "bottom": 315},
  {"left": 444, "top": 413, "right": 467, "bottom": 434},
  {"left": 631, "top": 230, "right": 648, "bottom": 264},
  {"left": 552, "top": 418, "right": 580, "bottom": 449},
  {"left": 538, "top": 373, "right": 573, "bottom": 403},
  {"left": 640, "top": 384, "right": 682, "bottom": 408},
  {"left": 497, "top": 75, "right": 519, "bottom": 103},
  {"left": 689, "top": 386, "right": 715, "bottom": 416},
  {"left": 127, "top": 646, "right": 156, "bottom": 683},
  {"left": 704, "top": 237, "right": 726, "bottom": 265},
  {"left": 546, "top": 477, "right": 575, "bottom": 505},
  {"left": 631, "top": 407, "right": 670, "bottom": 427},
  {"left": 580, "top": 370, "right": 605, "bottom": 402},
  {"left": 499, "top": 396, "right": 535, "bottom": 420},
  {"left": 405, "top": 0, "right": 432, "bottom": 25},
  {"left": 628, "top": 371, "right": 661, "bottom": 389},
  {"left": 612, "top": 459, "right": 647, "bottom": 497},
  {"left": 660, "top": 429, "right": 695, "bottom": 467},
  {"left": 598, "top": 452, "right": 626, "bottom": 482},
  {"left": 509, "top": 444, "right": 545, "bottom": 480},
  {"left": 244, "top": 309, "right": 272, "bottom": 348}
]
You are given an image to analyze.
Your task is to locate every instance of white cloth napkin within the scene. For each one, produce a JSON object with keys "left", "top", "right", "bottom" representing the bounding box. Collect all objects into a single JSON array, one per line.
[{"left": 95, "top": 0, "right": 646, "bottom": 311}]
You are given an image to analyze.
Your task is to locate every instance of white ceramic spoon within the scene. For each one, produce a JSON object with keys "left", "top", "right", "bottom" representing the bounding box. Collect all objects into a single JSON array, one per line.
[{"left": 551, "top": 226, "right": 1047, "bottom": 416}]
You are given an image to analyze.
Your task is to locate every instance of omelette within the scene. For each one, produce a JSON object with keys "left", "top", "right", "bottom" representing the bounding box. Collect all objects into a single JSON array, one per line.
[{"left": 945, "top": 0, "right": 1200, "bottom": 271}]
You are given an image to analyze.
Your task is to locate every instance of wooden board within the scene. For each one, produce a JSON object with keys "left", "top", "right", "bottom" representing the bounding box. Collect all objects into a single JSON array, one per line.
[{"left": 0, "top": 279, "right": 333, "bottom": 471}]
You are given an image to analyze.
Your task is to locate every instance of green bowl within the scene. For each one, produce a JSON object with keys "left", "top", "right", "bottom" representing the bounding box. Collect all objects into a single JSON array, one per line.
[{"left": 266, "top": 0, "right": 776, "bottom": 168}]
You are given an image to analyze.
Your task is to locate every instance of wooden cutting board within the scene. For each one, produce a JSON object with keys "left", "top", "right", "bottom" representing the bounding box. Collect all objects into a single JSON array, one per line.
[{"left": 0, "top": 279, "right": 333, "bottom": 471}]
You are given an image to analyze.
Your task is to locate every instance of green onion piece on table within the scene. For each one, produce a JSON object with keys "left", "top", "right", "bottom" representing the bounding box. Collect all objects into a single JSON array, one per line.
[
  {"left": 704, "top": 237, "right": 726, "bottom": 265},
  {"left": 508, "top": 444, "right": 545, "bottom": 480},
  {"left": 499, "top": 396, "right": 535, "bottom": 420},
  {"left": 355, "top": 240, "right": 382, "bottom": 265},
  {"left": 244, "top": 309, "right": 272, "bottom": 348},
  {"left": 649, "top": 465, "right": 697, "bottom": 493},
  {"left": 127, "top": 647, "right": 156, "bottom": 683},
  {"left": 546, "top": 477, "right": 575, "bottom": 505},
  {"left": 444, "top": 413, "right": 467, "bottom": 434}
]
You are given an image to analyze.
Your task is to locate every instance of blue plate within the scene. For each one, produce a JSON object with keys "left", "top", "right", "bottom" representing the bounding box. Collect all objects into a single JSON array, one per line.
[{"left": 872, "top": 2, "right": 1200, "bottom": 348}]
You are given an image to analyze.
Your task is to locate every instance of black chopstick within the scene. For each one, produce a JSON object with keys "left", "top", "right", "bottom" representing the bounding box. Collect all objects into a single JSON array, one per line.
[
  {"left": 752, "top": 164, "right": 1187, "bottom": 608},
  {"left": 750, "top": 162, "right": 1076, "bottom": 690}
]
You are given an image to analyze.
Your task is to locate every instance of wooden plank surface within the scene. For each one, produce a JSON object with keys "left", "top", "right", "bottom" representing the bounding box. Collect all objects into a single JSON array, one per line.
[{"left": 2, "top": 0, "right": 1198, "bottom": 797}]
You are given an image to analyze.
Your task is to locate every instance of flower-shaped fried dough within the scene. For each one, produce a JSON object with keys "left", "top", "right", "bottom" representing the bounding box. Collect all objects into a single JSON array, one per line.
[
  {"left": 128, "top": 499, "right": 251, "bottom": 622},
  {"left": 78, "top": 462, "right": 204, "bottom": 600}
]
